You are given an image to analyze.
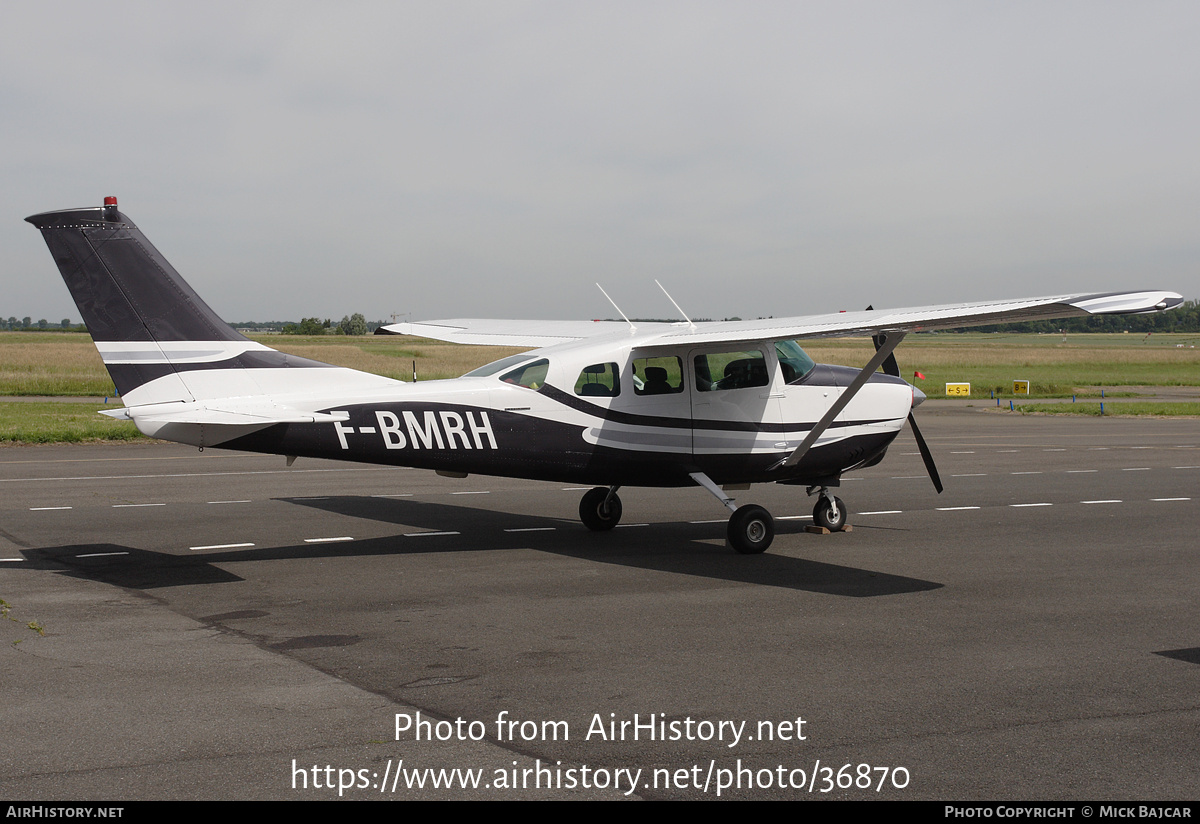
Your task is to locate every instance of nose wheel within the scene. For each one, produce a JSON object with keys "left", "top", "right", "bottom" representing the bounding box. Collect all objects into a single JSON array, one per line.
[{"left": 811, "top": 490, "right": 847, "bottom": 531}]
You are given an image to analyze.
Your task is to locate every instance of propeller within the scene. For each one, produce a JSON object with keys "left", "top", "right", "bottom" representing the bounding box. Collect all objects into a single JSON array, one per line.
[{"left": 871, "top": 328, "right": 943, "bottom": 494}]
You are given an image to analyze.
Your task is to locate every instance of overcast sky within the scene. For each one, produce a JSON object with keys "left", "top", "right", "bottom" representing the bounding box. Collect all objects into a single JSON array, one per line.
[{"left": 3, "top": 1, "right": 1197, "bottom": 325}]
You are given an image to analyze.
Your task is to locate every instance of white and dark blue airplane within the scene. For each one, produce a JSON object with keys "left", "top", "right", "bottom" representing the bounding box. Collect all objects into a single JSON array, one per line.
[{"left": 26, "top": 197, "right": 1183, "bottom": 553}]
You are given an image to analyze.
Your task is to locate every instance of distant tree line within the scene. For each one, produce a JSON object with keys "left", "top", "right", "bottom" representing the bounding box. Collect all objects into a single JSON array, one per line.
[
  {"left": 3, "top": 316, "right": 80, "bottom": 331},
  {"left": 272, "top": 314, "right": 386, "bottom": 336}
]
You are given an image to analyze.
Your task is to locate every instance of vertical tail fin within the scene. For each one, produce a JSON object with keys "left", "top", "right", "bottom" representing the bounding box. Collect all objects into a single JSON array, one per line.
[
  {"left": 25, "top": 198, "right": 245, "bottom": 345},
  {"left": 25, "top": 198, "right": 319, "bottom": 407}
]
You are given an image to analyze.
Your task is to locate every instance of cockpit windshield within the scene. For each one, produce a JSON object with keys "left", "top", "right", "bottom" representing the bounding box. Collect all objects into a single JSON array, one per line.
[{"left": 774, "top": 340, "right": 816, "bottom": 384}]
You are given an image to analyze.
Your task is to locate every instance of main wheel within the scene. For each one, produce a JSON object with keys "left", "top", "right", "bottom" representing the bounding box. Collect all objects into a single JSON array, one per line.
[
  {"left": 579, "top": 487, "right": 622, "bottom": 531},
  {"left": 812, "top": 496, "right": 847, "bottom": 531},
  {"left": 727, "top": 505, "right": 774, "bottom": 554}
]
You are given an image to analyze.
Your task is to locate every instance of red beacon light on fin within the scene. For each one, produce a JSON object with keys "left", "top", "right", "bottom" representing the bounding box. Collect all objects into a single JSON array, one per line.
[{"left": 102, "top": 195, "right": 119, "bottom": 221}]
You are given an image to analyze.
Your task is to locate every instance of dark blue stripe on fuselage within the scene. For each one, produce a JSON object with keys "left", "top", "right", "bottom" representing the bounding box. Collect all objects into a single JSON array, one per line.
[{"left": 220, "top": 398, "right": 899, "bottom": 487}]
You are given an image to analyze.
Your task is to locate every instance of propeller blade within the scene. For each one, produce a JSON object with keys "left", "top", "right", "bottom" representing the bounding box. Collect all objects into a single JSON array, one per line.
[
  {"left": 908, "top": 411, "right": 943, "bottom": 493},
  {"left": 872, "top": 332, "right": 902, "bottom": 377},
  {"left": 871, "top": 325, "right": 942, "bottom": 493}
]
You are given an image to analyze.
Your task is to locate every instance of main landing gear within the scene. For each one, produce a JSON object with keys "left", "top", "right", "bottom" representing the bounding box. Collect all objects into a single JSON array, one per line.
[
  {"left": 576, "top": 476, "right": 849, "bottom": 555},
  {"left": 727, "top": 504, "right": 773, "bottom": 554},
  {"left": 579, "top": 486, "right": 622, "bottom": 531},
  {"left": 689, "top": 471, "right": 779, "bottom": 554}
]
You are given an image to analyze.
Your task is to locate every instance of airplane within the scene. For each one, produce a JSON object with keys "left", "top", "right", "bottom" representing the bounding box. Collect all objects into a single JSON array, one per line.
[{"left": 25, "top": 197, "right": 1183, "bottom": 554}]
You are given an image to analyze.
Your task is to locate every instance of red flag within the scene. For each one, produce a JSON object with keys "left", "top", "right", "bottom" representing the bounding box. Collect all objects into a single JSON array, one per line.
[{"left": 914, "top": 371, "right": 926, "bottom": 380}]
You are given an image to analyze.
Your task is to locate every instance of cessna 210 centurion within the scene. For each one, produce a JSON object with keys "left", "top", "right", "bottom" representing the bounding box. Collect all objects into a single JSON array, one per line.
[{"left": 26, "top": 198, "right": 1182, "bottom": 553}]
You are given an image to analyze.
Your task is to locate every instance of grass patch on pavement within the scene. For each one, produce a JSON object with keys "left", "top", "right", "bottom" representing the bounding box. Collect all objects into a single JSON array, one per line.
[
  {"left": 1014, "top": 402, "right": 1200, "bottom": 417},
  {"left": 0, "top": 402, "right": 143, "bottom": 445}
]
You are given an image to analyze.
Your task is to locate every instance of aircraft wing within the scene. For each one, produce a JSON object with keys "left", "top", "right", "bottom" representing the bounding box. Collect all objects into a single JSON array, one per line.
[
  {"left": 653, "top": 290, "right": 1184, "bottom": 346},
  {"left": 386, "top": 291, "right": 1182, "bottom": 348}
]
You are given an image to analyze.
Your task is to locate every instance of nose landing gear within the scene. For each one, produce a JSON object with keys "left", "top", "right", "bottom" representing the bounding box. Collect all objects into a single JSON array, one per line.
[{"left": 810, "top": 486, "right": 847, "bottom": 532}]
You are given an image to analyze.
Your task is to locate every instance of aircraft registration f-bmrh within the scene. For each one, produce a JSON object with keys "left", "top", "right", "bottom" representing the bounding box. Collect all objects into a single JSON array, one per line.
[{"left": 26, "top": 198, "right": 1183, "bottom": 553}]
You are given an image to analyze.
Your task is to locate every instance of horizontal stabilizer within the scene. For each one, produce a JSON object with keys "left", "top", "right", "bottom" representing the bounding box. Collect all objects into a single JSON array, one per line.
[{"left": 121, "top": 402, "right": 350, "bottom": 427}]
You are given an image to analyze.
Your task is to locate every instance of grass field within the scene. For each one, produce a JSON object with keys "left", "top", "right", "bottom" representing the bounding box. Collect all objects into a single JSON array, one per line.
[
  {"left": 0, "top": 332, "right": 528, "bottom": 396},
  {"left": 0, "top": 402, "right": 142, "bottom": 444},
  {"left": 1015, "top": 401, "right": 1200, "bottom": 417},
  {"left": 802, "top": 332, "right": 1200, "bottom": 397},
  {"left": 1, "top": 331, "right": 1197, "bottom": 444}
]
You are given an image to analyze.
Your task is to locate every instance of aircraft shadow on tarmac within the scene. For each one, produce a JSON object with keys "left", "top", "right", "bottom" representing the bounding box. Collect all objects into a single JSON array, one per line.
[{"left": 18, "top": 496, "right": 942, "bottom": 597}]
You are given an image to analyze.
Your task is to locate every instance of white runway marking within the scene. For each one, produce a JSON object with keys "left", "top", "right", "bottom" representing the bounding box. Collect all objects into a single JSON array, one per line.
[
  {"left": 0, "top": 467, "right": 396, "bottom": 484},
  {"left": 951, "top": 451, "right": 975, "bottom": 454},
  {"left": 112, "top": 503, "right": 165, "bottom": 508},
  {"left": 1174, "top": 466, "right": 1200, "bottom": 470},
  {"left": 0, "top": 558, "right": 26, "bottom": 562},
  {"left": 1043, "top": 448, "right": 1066, "bottom": 451},
  {"left": 997, "top": 450, "right": 1020, "bottom": 453},
  {"left": 190, "top": 542, "right": 255, "bottom": 550},
  {"left": 371, "top": 493, "right": 414, "bottom": 498},
  {"left": 1066, "top": 470, "right": 1098, "bottom": 473},
  {"left": 776, "top": 515, "right": 812, "bottom": 521},
  {"left": 892, "top": 475, "right": 925, "bottom": 480},
  {"left": 1152, "top": 498, "right": 1191, "bottom": 502},
  {"left": 951, "top": 473, "right": 987, "bottom": 477},
  {"left": 29, "top": 506, "right": 72, "bottom": 511},
  {"left": 75, "top": 552, "right": 129, "bottom": 558},
  {"left": 1011, "top": 471, "right": 1042, "bottom": 475},
  {"left": 1082, "top": 500, "right": 1122, "bottom": 505},
  {"left": 857, "top": 510, "right": 902, "bottom": 515},
  {"left": 208, "top": 500, "right": 251, "bottom": 504},
  {"left": 1088, "top": 447, "right": 1109, "bottom": 450},
  {"left": 1121, "top": 467, "right": 1151, "bottom": 471},
  {"left": 615, "top": 523, "right": 649, "bottom": 528},
  {"left": 504, "top": 527, "right": 556, "bottom": 533},
  {"left": 937, "top": 506, "right": 979, "bottom": 511},
  {"left": 451, "top": 490, "right": 490, "bottom": 495},
  {"left": 304, "top": 536, "right": 353, "bottom": 543},
  {"left": 403, "top": 531, "right": 460, "bottom": 537},
  {"left": 1011, "top": 503, "right": 1053, "bottom": 508}
]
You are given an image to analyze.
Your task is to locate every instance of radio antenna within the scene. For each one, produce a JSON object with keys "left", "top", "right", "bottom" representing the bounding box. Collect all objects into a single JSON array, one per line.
[
  {"left": 596, "top": 283, "right": 636, "bottom": 333},
  {"left": 655, "top": 279, "right": 695, "bottom": 330}
]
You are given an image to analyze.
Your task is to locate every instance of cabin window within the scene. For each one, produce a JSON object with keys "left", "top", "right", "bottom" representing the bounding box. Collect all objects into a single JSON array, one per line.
[
  {"left": 500, "top": 358, "right": 549, "bottom": 389},
  {"left": 464, "top": 354, "right": 538, "bottom": 378},
  {"left": 574, "top": 362, "right": 621, "bottom": 397},
  {"left": 694, "top": 350, "right": 769, "bottom": 392},
  {"left": 774, "top": 339, "right": 817, "bottom": 383},
  {"left": 632, "top": 356, "right": 683, "bottom": 395}
]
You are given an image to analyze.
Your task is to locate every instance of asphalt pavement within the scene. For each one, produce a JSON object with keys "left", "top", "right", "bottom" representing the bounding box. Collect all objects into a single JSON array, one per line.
[{"left": 2, "top": 406, "right": 1197, "bottom": 800}]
